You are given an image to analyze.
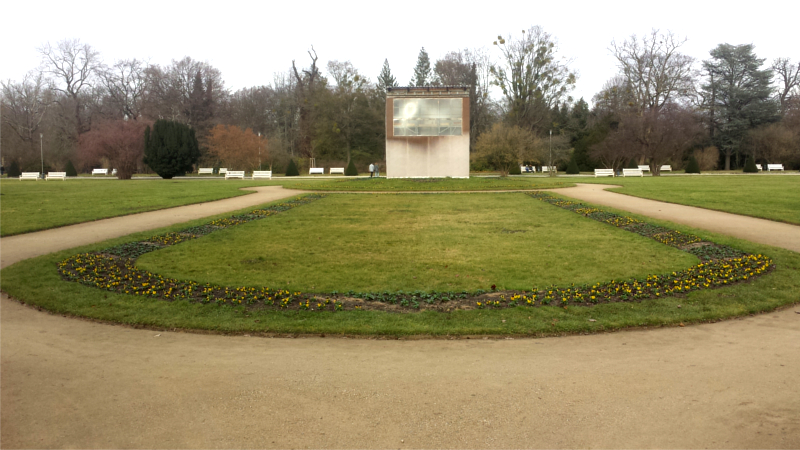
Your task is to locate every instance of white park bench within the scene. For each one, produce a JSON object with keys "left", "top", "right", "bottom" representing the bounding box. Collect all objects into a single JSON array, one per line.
[
  {"left": 309, "top": 168, "right": 324, "bottom": 175},
  {"left": 111, "top": 169, "right": 117, "bottom": 176},
  {"left": 219, "top": 168, "right": 228, "bottom": 174},
  {"left": 252, "top": 170, "right": 272, "bottom": 179},
  {"left": 520, "top": 165, "right": 535, "bottom": 173},
  {"left": 224, "top": 170, "right": 245, "bottom": 180},
  {"left": 594, "top": 169, "right": 615, "bottom": 177},
  {"left": 637, "top": 165, "right": 651, "bottom": 172},
  {"left": 46, "top": 171, "right": 67, "bottom": 181},
  {"left": 755, "top": 164, "right": 763, "bottom": 171},
  {"left": 329, "top": 167, "right": 345, "bottom": 174},
  {"left": 541, "top": 166, "right": 557, "bottom": 173},
  {"left": 198, "top": 168, "right": 214, "bottom": 175},
  {"left": 92, "top": 168, "right": 108, "bottom": 176},
  {"left": 660, "top": 165, "right": 672, "bottom": 172},
  {"left": 623, "top": 168, "right": 644, "bottom": 177},
  {"left": 767, "top": 164, "right": 784, "bottom": 171},
  {"left": 19, "top": 172, "right": 40, "bottom": 180}
]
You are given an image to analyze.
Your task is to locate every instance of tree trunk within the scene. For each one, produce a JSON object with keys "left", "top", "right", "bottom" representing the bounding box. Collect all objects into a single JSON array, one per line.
[
  {"left": 724, "top": 151, "right": 731, "bottom": 171},
  {"left": 74, "top": 95, "right": 83, "bottom": 137}
]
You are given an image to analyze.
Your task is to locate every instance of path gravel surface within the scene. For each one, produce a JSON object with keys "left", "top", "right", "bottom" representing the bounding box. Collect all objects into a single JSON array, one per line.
[
  {"left": 558, "top": 183, "right": 800, "bottom": 253},
  {"left": 2, "top": 185, "right": 799, "bottom": 448}
]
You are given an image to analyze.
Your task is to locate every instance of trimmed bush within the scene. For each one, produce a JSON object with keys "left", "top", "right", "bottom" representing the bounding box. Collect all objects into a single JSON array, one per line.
[
  {"left": 743, "top": 156, "right": 759, "bottom": 173},
  {"left": 345, "top": 160, "right": 358, "bottom": 176},
  {"left": 65, "top": 160, "right": 78, "bottom": 177},
  {"left": 685, "top": 155, "right": 700, "bottom": 174},
  {"left": 627, "top": 158, "right": 639, "bottom": 169},
  {"left": 285, "top": 159, "right": 299, "bottom": 176},
  {"left": 508, "top": 163, "right": 521, "bottom": 175},
  {"left": 566, "top": 158, "right": 580, "bottom": 174},
  {"left": 7, "top": 160, "right": 21, "bottom": 177},
  {"left": 143, "top": 119, "right": 200, "bottom": 179}
]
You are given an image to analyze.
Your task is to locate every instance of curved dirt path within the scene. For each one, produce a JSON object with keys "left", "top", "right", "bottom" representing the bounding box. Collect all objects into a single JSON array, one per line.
[
  {"left": 557, "top": 183, "right": 800, "bottom": 252},
  {"left": 2, "top": 187, "right": 800, "bottom": 448},
  {"left": 0, "top": 186, "right": 309, "bottom": 270}
]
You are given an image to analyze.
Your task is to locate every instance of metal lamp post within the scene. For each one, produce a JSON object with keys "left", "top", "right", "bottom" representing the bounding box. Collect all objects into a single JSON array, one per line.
[
  {"left": 549, "top": 129, "right": 552, "bottom": 175},
  {"left": 257, "top": 132, "right": 262, "bottom": 171},
  {"left": 40, "top": 133, "right": 44, "bottom": 179}
]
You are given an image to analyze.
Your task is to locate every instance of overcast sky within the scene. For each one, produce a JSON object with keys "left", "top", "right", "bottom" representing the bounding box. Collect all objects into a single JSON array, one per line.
[{"left": 2, "top": 0, "right": 794, "bottom": 106}]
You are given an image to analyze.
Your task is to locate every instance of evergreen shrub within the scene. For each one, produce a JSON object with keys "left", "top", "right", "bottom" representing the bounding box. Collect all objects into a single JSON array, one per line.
[
  {"left": 627, "top": 158, "right": 639, "bottom": 169},
  {"left": 285, "top": 159, "right": 299, "bottom": 176},
  {"left": 743, "top": 156, "right": 759, "bottom": 173},
  {"left": 65, "top": 160, "right": 78, "bottom": 177},
  {"left": 685, "top": 155, "right": 701, "bottom": 174},
  {"left": 143, "top": 120, "right": 200, "bottom": 179},
  {"left": 508, "top": 163, "right": 521, "bottom": 175},
  {"left": 7, "top": 160, "right": 21, "bottom": 177},
  {"left": 566, "top": 158, "right": 580, "bottom": 174},
  {"left": 345, "top": 160, "right": 358, "bottom": 176}
]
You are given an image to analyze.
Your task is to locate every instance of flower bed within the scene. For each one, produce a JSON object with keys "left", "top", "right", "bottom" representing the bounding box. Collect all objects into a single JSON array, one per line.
[{"left": 58, "top": 192, "right": 773, "bottom": 313}]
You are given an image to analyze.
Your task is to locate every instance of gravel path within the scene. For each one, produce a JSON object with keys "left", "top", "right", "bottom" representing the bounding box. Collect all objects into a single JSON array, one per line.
[
  {"left": 2, "top": 185, "right": 799, "bottom": 448},
  {"left": 557, "top": 183, "right": 800, "bottom": 252}
]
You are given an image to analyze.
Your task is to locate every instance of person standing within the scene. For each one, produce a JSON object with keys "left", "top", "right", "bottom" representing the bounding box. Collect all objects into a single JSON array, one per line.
[
  {"left": 374, "top": 163, "right": 380, "bottom": 177},
  {"left": 369, "top": 163, "right": 375, "bottom": 178}
]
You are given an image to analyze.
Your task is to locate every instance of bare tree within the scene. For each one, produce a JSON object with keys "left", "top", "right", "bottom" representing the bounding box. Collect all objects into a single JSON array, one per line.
[
  {"left": 610, "top": 29, "right": 696, "bottom": 112},
  {"left": 591, "top": 104, "right": 703, "bottom": 175},
  {"left": 772, "top": 58, "right": 800, "bottom": 115},
  {"left": 491, "top": 26, "right": 577, "bottom": 132},
  {"left": 141, "top": 57, "right": 225, "bottom": 123},
  {"left": 292, "top": 47, "right": 321, "bottom": 158},
  {"left": 78, "top": 119, "right": 151, "bottom": 179},
  {"left": 1, "top": 71, "right": 52, "bottom": 148},
  {"left": 743, "top": 122, "right": 797, "bottom": 164},
  {"left": 38, "top": 39, "right": 100, "bottom": 137},
  {"left": 463, "top": 48, "right": 498, "bottom": 150},
  {"left": 98, "top": 59, "right": 148, "bottom": 120},
  {"left": 592, "top": 75, "right": 637, "bottom": 117}
]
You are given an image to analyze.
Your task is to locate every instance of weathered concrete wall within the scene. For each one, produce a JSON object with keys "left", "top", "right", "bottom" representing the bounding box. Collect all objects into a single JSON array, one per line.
[{"left": 386, "top": 135, "right": 470, "bottom": 178}]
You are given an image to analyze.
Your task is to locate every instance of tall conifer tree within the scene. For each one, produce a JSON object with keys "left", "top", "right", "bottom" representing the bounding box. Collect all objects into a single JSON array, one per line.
[
  {"left": 377, "top": 59, "right": 398, "bottom": 92},
  {"left": 410, "top": 48, "right": 433, "bottom": 86},
  {"left": 702, "top": 44, "right": 779, "bottom": 170}
]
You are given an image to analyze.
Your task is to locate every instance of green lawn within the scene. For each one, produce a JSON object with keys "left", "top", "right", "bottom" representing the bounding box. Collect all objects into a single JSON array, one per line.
[
  {"left": 137, "top": 194, "right": 697, "bottom": 293},
  {"left": 581, "top": 175, "right": 800, "bottom": 225},
  {"left": 287, "top": 177, "right": 572, "bottom": 191},
  {"left": 0, "top": 179, "right": 268, "bottom": 236},
  {"left": 1, "top": 194, "right": 796, "bottom": 336},
  {"left": 0, "top": 177, "right": 573, "bottom": 236}
]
